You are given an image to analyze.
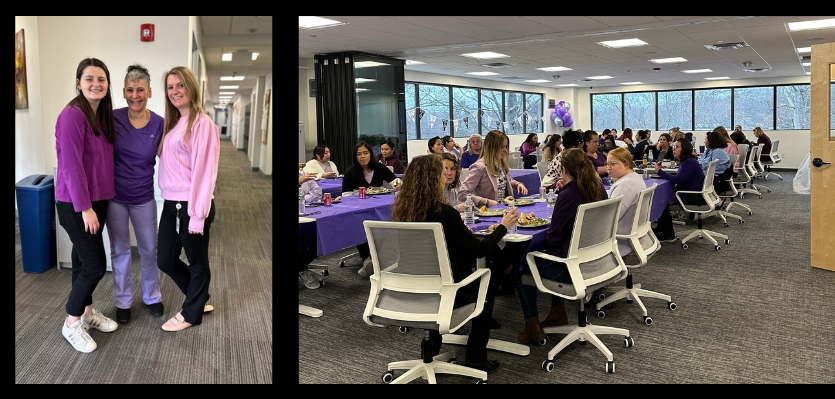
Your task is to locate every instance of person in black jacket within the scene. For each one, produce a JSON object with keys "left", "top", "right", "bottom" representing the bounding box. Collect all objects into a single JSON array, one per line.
[
  {"left": 391, "top": 154, "right": 518, "bottom": 374},
  {"left": 631, "top": 129, "right": 651, "bottom": 162},
  {"left": 342, "top": 141, "right": 402, "bottom": 277}
]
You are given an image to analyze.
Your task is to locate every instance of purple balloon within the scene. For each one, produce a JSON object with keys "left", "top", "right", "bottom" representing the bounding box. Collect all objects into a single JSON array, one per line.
[
  {"left": 556, "top": 105, "right": 566, "bottom": 117},
  {"left": 562, "top": 112, "right": 573, "bottom": 128},
  {"left": 558, "top": 101, "right": 565, "bottom": 108},
  {"left": 550, "top": 111, "right": 558, "bottom": 122}
]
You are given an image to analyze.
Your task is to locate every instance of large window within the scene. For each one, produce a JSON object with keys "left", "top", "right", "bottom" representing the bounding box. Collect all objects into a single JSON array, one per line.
[
  {"left": 405, "top": 81, "right": 543, "bottom": 140},
  {"left": 591, "top": 93, "right": 622, "bottom": 131},
  {"left": 624, "top": 92, "right": 655, "bottom": 131},
  {"left": 658, "top": 90, "right": 692, "bottom": 131},
  {"left": 734, "top": 86, "right": 774, "bottom": 130},
  {"left": 695, "top": 88, "right": 731, "bottom": 130},
  {"left": 776, "top": 85, "right": 812, "bottom": 130}
]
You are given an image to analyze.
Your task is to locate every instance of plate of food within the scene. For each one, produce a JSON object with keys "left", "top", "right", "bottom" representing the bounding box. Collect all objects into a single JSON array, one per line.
[
  {"left": 503, "top": 195, "right": 535, "bottom": 206},
  {"left": 474, "top": 224, "right": 501, "bottom": 236},
  {"left": 365, "top": 187, "right": 391, "bottom": 195},
  {"left": 516, "top": 212, "right": 549, "bottom": 228},
  {"left": 475, "top": 205, "right": 506, "bottom": 217}
]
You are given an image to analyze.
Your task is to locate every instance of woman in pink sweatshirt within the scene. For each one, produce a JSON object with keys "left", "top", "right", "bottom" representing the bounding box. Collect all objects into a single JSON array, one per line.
[{"left": 156, "top": 66, "right": 220, "bottom": 332}]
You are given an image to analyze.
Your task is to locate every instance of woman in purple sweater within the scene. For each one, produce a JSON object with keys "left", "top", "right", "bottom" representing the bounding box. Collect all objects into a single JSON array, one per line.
[
  {"left": 653, "top": 138, "right": 706, "bottom": 241},
  {"left": 106, "top": 64, "right": 165, "bottom": 325},
  {"left": 156, "top": 66, "right": 221, "bottom": 332},
  {"left": 520, "top": 133, "right": 539, "bottom": 169},
  {"left": 55, "top": 58, "right": 119, "bottom": 353}
]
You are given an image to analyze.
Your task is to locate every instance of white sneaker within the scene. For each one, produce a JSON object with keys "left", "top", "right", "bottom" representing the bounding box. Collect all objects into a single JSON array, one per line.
[
  {"left": 62, "top": 319, "right": 97, "bottom": 353},
  {"left": 81, "top": 308, "right": 118, "bottom": 332},
  {"left": 298, "top": 269, "right": 321, "bottom": 290},
  {"left": 357, "top": 257, "right": 374, "bottom": 278}
]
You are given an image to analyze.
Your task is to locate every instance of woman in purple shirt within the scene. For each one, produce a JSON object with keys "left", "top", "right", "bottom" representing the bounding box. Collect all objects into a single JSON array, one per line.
[
  {"left": 520, "top": 133, "right": 538, "bottom": 169},
  {"left": 55, "top": 58, "right": 119, "bottom": 353},
  {"left": 105, "top": 65, "right": 165, "bottom": 325},
  {"left": 652, "top": 138, "right": 706, "bottom": 241}
]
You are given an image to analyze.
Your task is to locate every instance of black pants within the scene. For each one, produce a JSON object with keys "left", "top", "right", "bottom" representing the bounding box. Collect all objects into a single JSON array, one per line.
[
  {"left": 56, "top": 200, "right": 109, "bottom": 317},
  {"left": 157, "top": 200, "right": 215, "bottom": 325},
  {"left": 656, "top": 194, "right": 706, "bottom": 236},
  {"left": 522, "top": 155, "right": 537, "bottom": 169}
]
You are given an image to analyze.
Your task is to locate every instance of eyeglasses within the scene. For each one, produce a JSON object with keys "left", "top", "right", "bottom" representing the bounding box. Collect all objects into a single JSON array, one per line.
[
  {"left": 605, "top": 162, "right": 620, "bottom": 167},
  {"left": 670, "top": 145, "right": 679, "bottom": 149}
]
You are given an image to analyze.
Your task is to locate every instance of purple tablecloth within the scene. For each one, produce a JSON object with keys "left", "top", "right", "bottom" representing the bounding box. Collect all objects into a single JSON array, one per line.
[
  {"left": 509, "top": 169, "right": 540, "bottom": 198},
  {"left": 316, "top": 177, "right": 344, "bottom": 198}
]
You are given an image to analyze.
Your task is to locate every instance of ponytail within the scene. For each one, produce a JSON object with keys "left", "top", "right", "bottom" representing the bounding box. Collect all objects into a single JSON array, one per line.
[{"left": 561, "top": 148, "right": 601, "bottom": 203}]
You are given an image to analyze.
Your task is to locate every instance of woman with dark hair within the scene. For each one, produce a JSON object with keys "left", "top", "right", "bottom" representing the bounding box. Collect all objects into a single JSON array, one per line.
[
  {"left": 516, "top": 148, "right": 609, "bottom": 344},
  {"left": 375, "top": 139, "right": 405, "bottom": 174},
  {"left": 600, "top": 135, "right": 618, "bottom": 154},
  {"left": 428, "top": 136, "right": 444, "bottom": 154},
  {"left": 650, "top": 133, "right": 676, "bottom": 162},
  {"left": 652, "top": 138, "right": 706, "bottom": 242},
  {"left": 631, "top": 129, "right": 651, "bottom": 161},
  {"left": 542, "top": 133, "right": 562, "bottom": 163},
  {"left": 583, "top": 130, "right": 608, "bottom": 178},
  {"left": 437, "top": 152, "right": 463, "bottom": 210},
  {"left": 520, "top": 133, "right": 539, "bottom": 169},
  {"left": 56, "top": 58, "right": 119, "bottom": 352},
  {"left": 699, "top": 131, "right": 732, "bottom": 176},
  {"left": 731, "top": 131, "right": 754, "bottom": 165},
  {"left": 343, "top": 141, "right": 402, "bottom": 278},
  {"left": 541, "top": 129, "right": 584, "bottom": 190},
  {"left": 391, "top": 154, "right": 518, "bottom": 373},
  {"left": 304, "top": 144, "right": 339, "bottom": 179},
  {"left": 714, "top": 126, "right": 739, "bottom": 169},
  {"left": 441, "top": 135, "right": 462, "bottom": 158}
]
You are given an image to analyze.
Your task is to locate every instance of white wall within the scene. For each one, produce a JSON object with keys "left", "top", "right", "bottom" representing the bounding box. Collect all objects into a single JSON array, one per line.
[{"left": 259, "top": 71, "right": 273, "bottom": 176}]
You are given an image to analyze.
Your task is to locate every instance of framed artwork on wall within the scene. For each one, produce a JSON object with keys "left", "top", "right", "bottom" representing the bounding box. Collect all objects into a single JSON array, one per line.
[
  {"left": 261, "top": 89, "right": 270, "bottom": 144},
  {"left": 15, "top": 29, "right": 28, "bottom": 110}
]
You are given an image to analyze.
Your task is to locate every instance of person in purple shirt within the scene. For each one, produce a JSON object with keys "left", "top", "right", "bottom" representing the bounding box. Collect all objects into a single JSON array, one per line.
[
  {"left": 55, "top": 58, "right": 119, "bottom": 353},
  {"left": 653, "top": 138, "right": 706, "bottom": 241},
  {"left": 459, "top": 133, "right": 482, "bottom": 169},
  {"left": 515, "top": 148, "right": 609, "bottom": 345},
  {"left": 520, "top": 133, "right": 538, "bottom": 169},
  {"left": 105, "top": 64, "right": 165, "bottom": 325}
]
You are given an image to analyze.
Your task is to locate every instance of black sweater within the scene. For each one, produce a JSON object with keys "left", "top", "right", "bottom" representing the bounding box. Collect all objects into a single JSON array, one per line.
[{"left": 342, "top": 161, "right": 398, "bottom": 193}]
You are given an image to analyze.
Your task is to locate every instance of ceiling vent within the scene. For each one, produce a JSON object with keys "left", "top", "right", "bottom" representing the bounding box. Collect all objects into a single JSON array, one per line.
[
  {"left": 479, "top": 62, "right": 515, "bottom": 68},
  {"left": 744, "top": 67, "right": 772, "bottom": 73},
  {"left": 704, "top": 42, "right": 748, "bottom": 51}
]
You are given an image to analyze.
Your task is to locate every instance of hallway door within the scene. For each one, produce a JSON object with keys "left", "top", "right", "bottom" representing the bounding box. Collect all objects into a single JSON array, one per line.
[{"left": 810, "top": 41, "right": 835, "bottom": 271}]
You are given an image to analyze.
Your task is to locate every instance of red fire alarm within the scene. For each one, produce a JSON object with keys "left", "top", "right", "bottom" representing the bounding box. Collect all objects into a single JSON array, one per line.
[{"left": 141, "top": 24, "right": 154, "bottom": 42}]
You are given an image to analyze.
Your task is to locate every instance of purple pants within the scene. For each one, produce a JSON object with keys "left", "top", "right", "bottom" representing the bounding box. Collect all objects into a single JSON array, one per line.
[{"left": 106, "top": 199, "right": 162, "bottom": 309}]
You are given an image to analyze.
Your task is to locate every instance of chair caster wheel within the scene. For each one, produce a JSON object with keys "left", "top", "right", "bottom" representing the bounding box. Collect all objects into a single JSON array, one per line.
[
  {"left": 675, "top": 236, "right": 681, "bottom": 242},
  {"left": 723, "top": 223, "right": 730, "bottom": 228},
  {"left": 597, "top": 310, "right": 605, "bottom": 318},
  {"left": 598, "top": 293, "right": 606, "bottom": 301},
  {"left": 339, "top": 261, "right": 345, "bottom": 268},
  {"left": 626, "top": 299, "right": 633, "bottom": 304},
  {"left": 606, "top": 361, "right": 615, "bottom": 373},
  {"left": 739, "top": 219, "right": 744, "bottom": 224},
  {"left": 643, "top": 316, "right": 653, "bottom": 325},
  {"left": 624, "top": 336, "right": 634, "bottom": 347},
  {"left": 476, "top": 379, "right": 487, "bottom": 384},
  {"left": 537, "top": 338, "right": 548, "bottom": 346},
  {"left": 542, "top": 360, "right": 555, "bottom": 372},
  {"left": 681, "top": 243, "right": 689, "bottom": 249},
  {"left": 715, "top": 245, "right": 721, "bottom": 251},
  {"left": 748, "top": 211, "right": 753, "bottom": 216},
  {"left": 725, "top": 239, "right": 730, "bottom": 244},
  {"left": 398, "top": 326, "right": 409, "bottom": 333},
  {"left": 447, "top": 358, "right": 457, "bottom": 365},
  {"left": 382, "top": 370, "right": 395, "bottom": 383},
  {"left": 668, "top": 301, "right": 677, "bottom": 310},
  {"left": 758, "top": 195, "right": 763, "bottom": 199},
  {"left": 579, "top": 340, "right": 587, "bottom": 346}
]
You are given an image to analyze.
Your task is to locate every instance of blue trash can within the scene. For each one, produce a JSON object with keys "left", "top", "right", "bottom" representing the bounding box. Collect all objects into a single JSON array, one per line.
[{"left": 15, "top": 174, "right": 56, "bottom": 273}]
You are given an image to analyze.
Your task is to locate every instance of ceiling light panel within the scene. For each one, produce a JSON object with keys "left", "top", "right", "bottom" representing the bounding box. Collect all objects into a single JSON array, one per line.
[
  {"left": 787, "top": 18, "right": 835, "bottom": 31},
  {"left": 460, "top": 52, "right": 511, "bottom": 59},
  {"left": 537, "top": 66, "right": 573, "bottom": 72},
  {"left": 650, "top": 57, "right": 688, "bottom": 64},
  {"left": 299, "top": 16, "right": 345, "bottom": 29},
  {"left": 598, "top": 38, "right": 649, "bottom": 48},
  {"left": 466, "top": 71, "right": 500, "bottom": 76}
]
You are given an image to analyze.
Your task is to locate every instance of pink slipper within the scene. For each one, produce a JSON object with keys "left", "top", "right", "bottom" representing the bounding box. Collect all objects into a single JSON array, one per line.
[
  {"left": 161, "top": 312, "right": 192, "bottom": 332},
  {"left": 204, "top": 305, "right": 214, "bottom": 313}
]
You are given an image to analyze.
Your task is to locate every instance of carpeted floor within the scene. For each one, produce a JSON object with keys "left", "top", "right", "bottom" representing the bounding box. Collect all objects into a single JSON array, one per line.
[
  {"left": 299, "top": 171, "right": 835, "bottom": 384},
  {"left": 15, "top": 137, "right": 272, "bottom": 384}
]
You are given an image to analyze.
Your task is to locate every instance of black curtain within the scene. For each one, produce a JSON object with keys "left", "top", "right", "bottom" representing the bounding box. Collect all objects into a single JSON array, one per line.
[{"left": 314, "top": 52, "right": 357, "bottom": 174}]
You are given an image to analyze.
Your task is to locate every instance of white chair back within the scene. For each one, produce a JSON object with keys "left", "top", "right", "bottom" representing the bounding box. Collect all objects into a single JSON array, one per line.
[
  {"left": 508, "top": 151, "right": 522, "bottom": 169},
  {"left": 619, "top": 184, "right": 660, "bottom": 266},
  {"left": 460, "top": 167, "right": 469, "bottom": 182},
  {"left": 536, "top": 161, "right": 549, "bottom": 181}
]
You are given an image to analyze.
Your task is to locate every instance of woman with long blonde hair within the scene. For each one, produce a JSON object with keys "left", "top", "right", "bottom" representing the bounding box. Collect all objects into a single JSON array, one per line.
[
  {"left": 752, "top": 126, "right": 773, "bottom": 161},
  {"left": 714, "top": 126, "right": 740, "bottom": 168},
  {"left": 458, "top": 130, "right": 529, "bottom": 207},
  {"left": 156, "top": 66, "right": 220, "bottom": 332}
]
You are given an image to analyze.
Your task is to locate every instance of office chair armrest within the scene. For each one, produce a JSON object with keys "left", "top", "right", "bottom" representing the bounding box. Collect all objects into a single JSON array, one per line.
[
  {"left": 475, "top": 256, "right": 487, "bottom": 269},
  {"left": 438, "top": 268, "right": 491, "bottom": 334},
  {"left": 675, "top": 190, "right": 711, "bottom": 213},
  {"left": 524, "top": 251, "right": 586, "bottom": 301}
]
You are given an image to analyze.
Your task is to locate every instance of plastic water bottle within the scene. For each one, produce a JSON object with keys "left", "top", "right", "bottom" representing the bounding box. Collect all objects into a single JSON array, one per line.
[
  {"left": 506, "top": 199, "right": 517, "bottom": 236},
  {"left": 546, "top": 189, "right": 556, "bottom": 220},
  {"left": 647, "top": 148, "right": 654, "bottom": 165},
  {"left": 299, "top": 188, "right": 305, "bottom": 216},
  {"left": 464, "top": 195, "right": 475, "bottom": 228}
]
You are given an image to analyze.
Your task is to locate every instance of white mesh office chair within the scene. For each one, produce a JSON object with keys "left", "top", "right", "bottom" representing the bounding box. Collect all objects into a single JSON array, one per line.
[
  {"left": 509, "top": 151, "right": 523, "bottom": 169},
  {"left": 522, "top": 196, "right": 633, "bottom": 374},
  {"left": 751, "top": 144, "right": 771, "bottom": 194},
  {"left": 708, "top": 154, "right": 745, "bottom": 227},
  {"left": 536, "top": 161, "right": 549, "bottom": 181},
  {"left": 727, "top": 145, "right": 754, "bottom": 216},
  {"left": 761, "top": 139, "right": 782, "bottom": 180},
  {"left": 738, "top": 144, "right": 763, "bottom": 200},
  {"left": 595, "top": 184, "right": 676, "bottom": 325},
  {"left": 674, "top": 160, "right": 729, "bottom": 251},
  {"left": 362, "top": 220, "right": 492, "bottom": 384}
]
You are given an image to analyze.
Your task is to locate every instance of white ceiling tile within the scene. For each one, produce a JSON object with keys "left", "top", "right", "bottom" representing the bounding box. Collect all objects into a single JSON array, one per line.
[
  {"left": 519, "top": 16, "right": 609, "bottom": 32},
  {"left": 588, "top": 16, "right": 663, "bottom": 27},
  {"left": 387, "top": 16, "right": 469, "bottom": 28},
  {"left": 435, "top": 23, "right": 522, "bottom": 41}
]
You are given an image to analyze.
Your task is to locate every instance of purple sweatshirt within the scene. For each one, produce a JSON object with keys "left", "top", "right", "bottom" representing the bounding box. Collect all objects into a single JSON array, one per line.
[
  {"left": 112, "top": 107, "right": 164, "bottom": 204},
  {"left": 55, "top": 105, "right": 115, "bottom": 212},
  {"left": 657, "top": 157, "right": 705, "bottom": 206},
  {"left": 158, "top": 112, "right": 220, "bottom": 233}
]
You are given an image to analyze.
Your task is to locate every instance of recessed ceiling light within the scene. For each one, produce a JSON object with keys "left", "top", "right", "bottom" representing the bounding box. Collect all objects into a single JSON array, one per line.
[
  {"left": 620, "top": 82, "right": 644, "bottom": 85},
  {"left": 222, "top": 52, "right": 259, "bottom": 61},
  {"left": 586, "top": 75, "right": 614, "bottom": 80},
  {"left": 219, "top": 85, "right": 239, "bottom": 89},
  {"left": 682, "top": 69, "right": 713, "bottom": 73},
  {"left": 355, "top": 88, "right": 369, "bottom": 92},
  {"left": 218, "top": 92, "right": 235, "bottom": 95},
  {"left": 354, "top": 61, "right": 389, "bottom": 68},
  {"left": 466, "top": 71, "right": 500, "bottom": 76},
  {"left": 704, "top": 76, "right": 730, "bottom": 80},
  {"left": 787, "top": 18, "right": 835, "bottom": 31},
  {"left": 555, "top": 84, "right": 579, "bottom": 87},
  {"left": 796, "top": 47, "right": 812, "bottom": 53},
  {"left": 650, "top": 57, "right": 688, "bottom": 64},
  {"left": 220, "top": 76, "right": 245, "bottom": 81},
  {"left": 524, "top": 79, "right": 550, "bottom": 83},
  {"left": 802, "top": 62, "right": 812, "bottom": 67},
  {"left": 806, "top": 71, "right": 812, "bottom": 75},
  {"left": 537, "top": 66, "right": 572, "bottom": 72},
  {"left": 405, "top": 60, "right": 425, "bottom": 65},
  {"left": 598, "top": 38, "right": 648, "bottom": 48},
  {"left": 461, "top": 52, "right": 510, "bottom": 59},
  {"left": 355, "top": 78, "right": 376, "bottom": 83},
  {"left": 299, "top": 16, "right": 345, "bottom": 29}
]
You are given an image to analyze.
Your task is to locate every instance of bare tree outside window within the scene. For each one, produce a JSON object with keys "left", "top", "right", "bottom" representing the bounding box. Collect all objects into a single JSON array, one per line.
[
  {"left": 418, "top": 84, "right": 450, "bottom": 137},
  {"left": 734, "top": 86, "right": 774, "bottom": 130},
  {"left": 624, "top": 92, "right": 656, "bottom": 131},
  {"left": 481, "top": 89, "right": 503, "bottom": 133},
  {"left": 695, "top": 89, "right": 731, "bottom": 130},
  {"left": 453, "top": 87, "right": 478, "bottom": 137},
  {"left": 776, "top": 85, "right": 812, "bottom": 130},
  {"left": 526, "top": 93, "right": 543, "bottom": 133},
  {"left": 505, "top": 92, "right": 523, "bottom": 135},
  {"left": 658, "top": 91, "right": 692, "bottom": 131},
  {"left": 592, "top": 93, "right": 622, "bottom": 131},
  {"left": 406, "top": 83, "right": 417, "bottom": 140}
]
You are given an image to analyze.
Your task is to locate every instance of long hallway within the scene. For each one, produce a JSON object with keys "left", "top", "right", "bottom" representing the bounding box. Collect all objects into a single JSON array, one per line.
[{"left": 15, "top": 137, "right": 272, "bottom": 384}]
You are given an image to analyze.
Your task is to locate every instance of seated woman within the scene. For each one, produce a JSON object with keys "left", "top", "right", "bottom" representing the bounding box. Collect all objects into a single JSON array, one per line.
[
  {"left": 458, "top": 130, "right": 529, "bottom": 207},
  {"left": 437, "top": 152, "right": 463, "bottom": 211},
  {"left": 441, "top": 135, "right": 462, "bottom": 159},
  {"left": 618, "top": 128, "right": 635, "bottom": 152},
  {"left": 520, "top": 133, "right": 539, "bottom": 169},
  {"left": 342, "top": 141, "right": 401, "bottom": 278},
  {"left": 516, "top": 148, "right": 609, "bottom": 345},
  {"left": 731, "top": 131, "right": 754, "bottom": 165},
  {"left": 599, "top": 134, "right": 618, "bottom": 155},
  {"left": 375, "top": 139, "right": 405, "bottom": 174},
  {"left": 650, "top": 133, "right": 676, "bottom": 162},
  {"left": 391, "top": 154, "right": 518, "bottom": 373},
  {"left": 541, "top": 129, "right": 584, "bottom": 191},
  {"left": 752, "top": 127, "right": 772, "bottom": 161},
  {"left": 541, "top": 133, "right": 561, "bottom": 164},
  {"left": 652, "top": 138, "right": 706, "bottom": 242},
  {"left": 605, "top": 147, "right": 645, "bottom": 258},
  {"left": 699, "top": 131, "right": 732, "bottom": 177},
  {"left": 428, "top": 136, "right": 444, "bottom": 155},
  {"left": 631, "top": 129, "right": 651, "bottom": 162},
  {"left": 459, "top": 133, "right": 482, "bottom": 169},
  {"left": 714, "top": 126, "right": 740, "bottom": 170},
  {"left": 583, "top": 130, "right": 609, "bottom": 178},
  {"left": 303, "top": 144, "right": 339, "bottom": 179}
]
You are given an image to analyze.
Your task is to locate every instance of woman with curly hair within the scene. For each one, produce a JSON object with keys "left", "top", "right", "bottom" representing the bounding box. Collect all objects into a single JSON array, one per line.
[{"left": 391, "top": 154, "right": 518, "bottom": 373}]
